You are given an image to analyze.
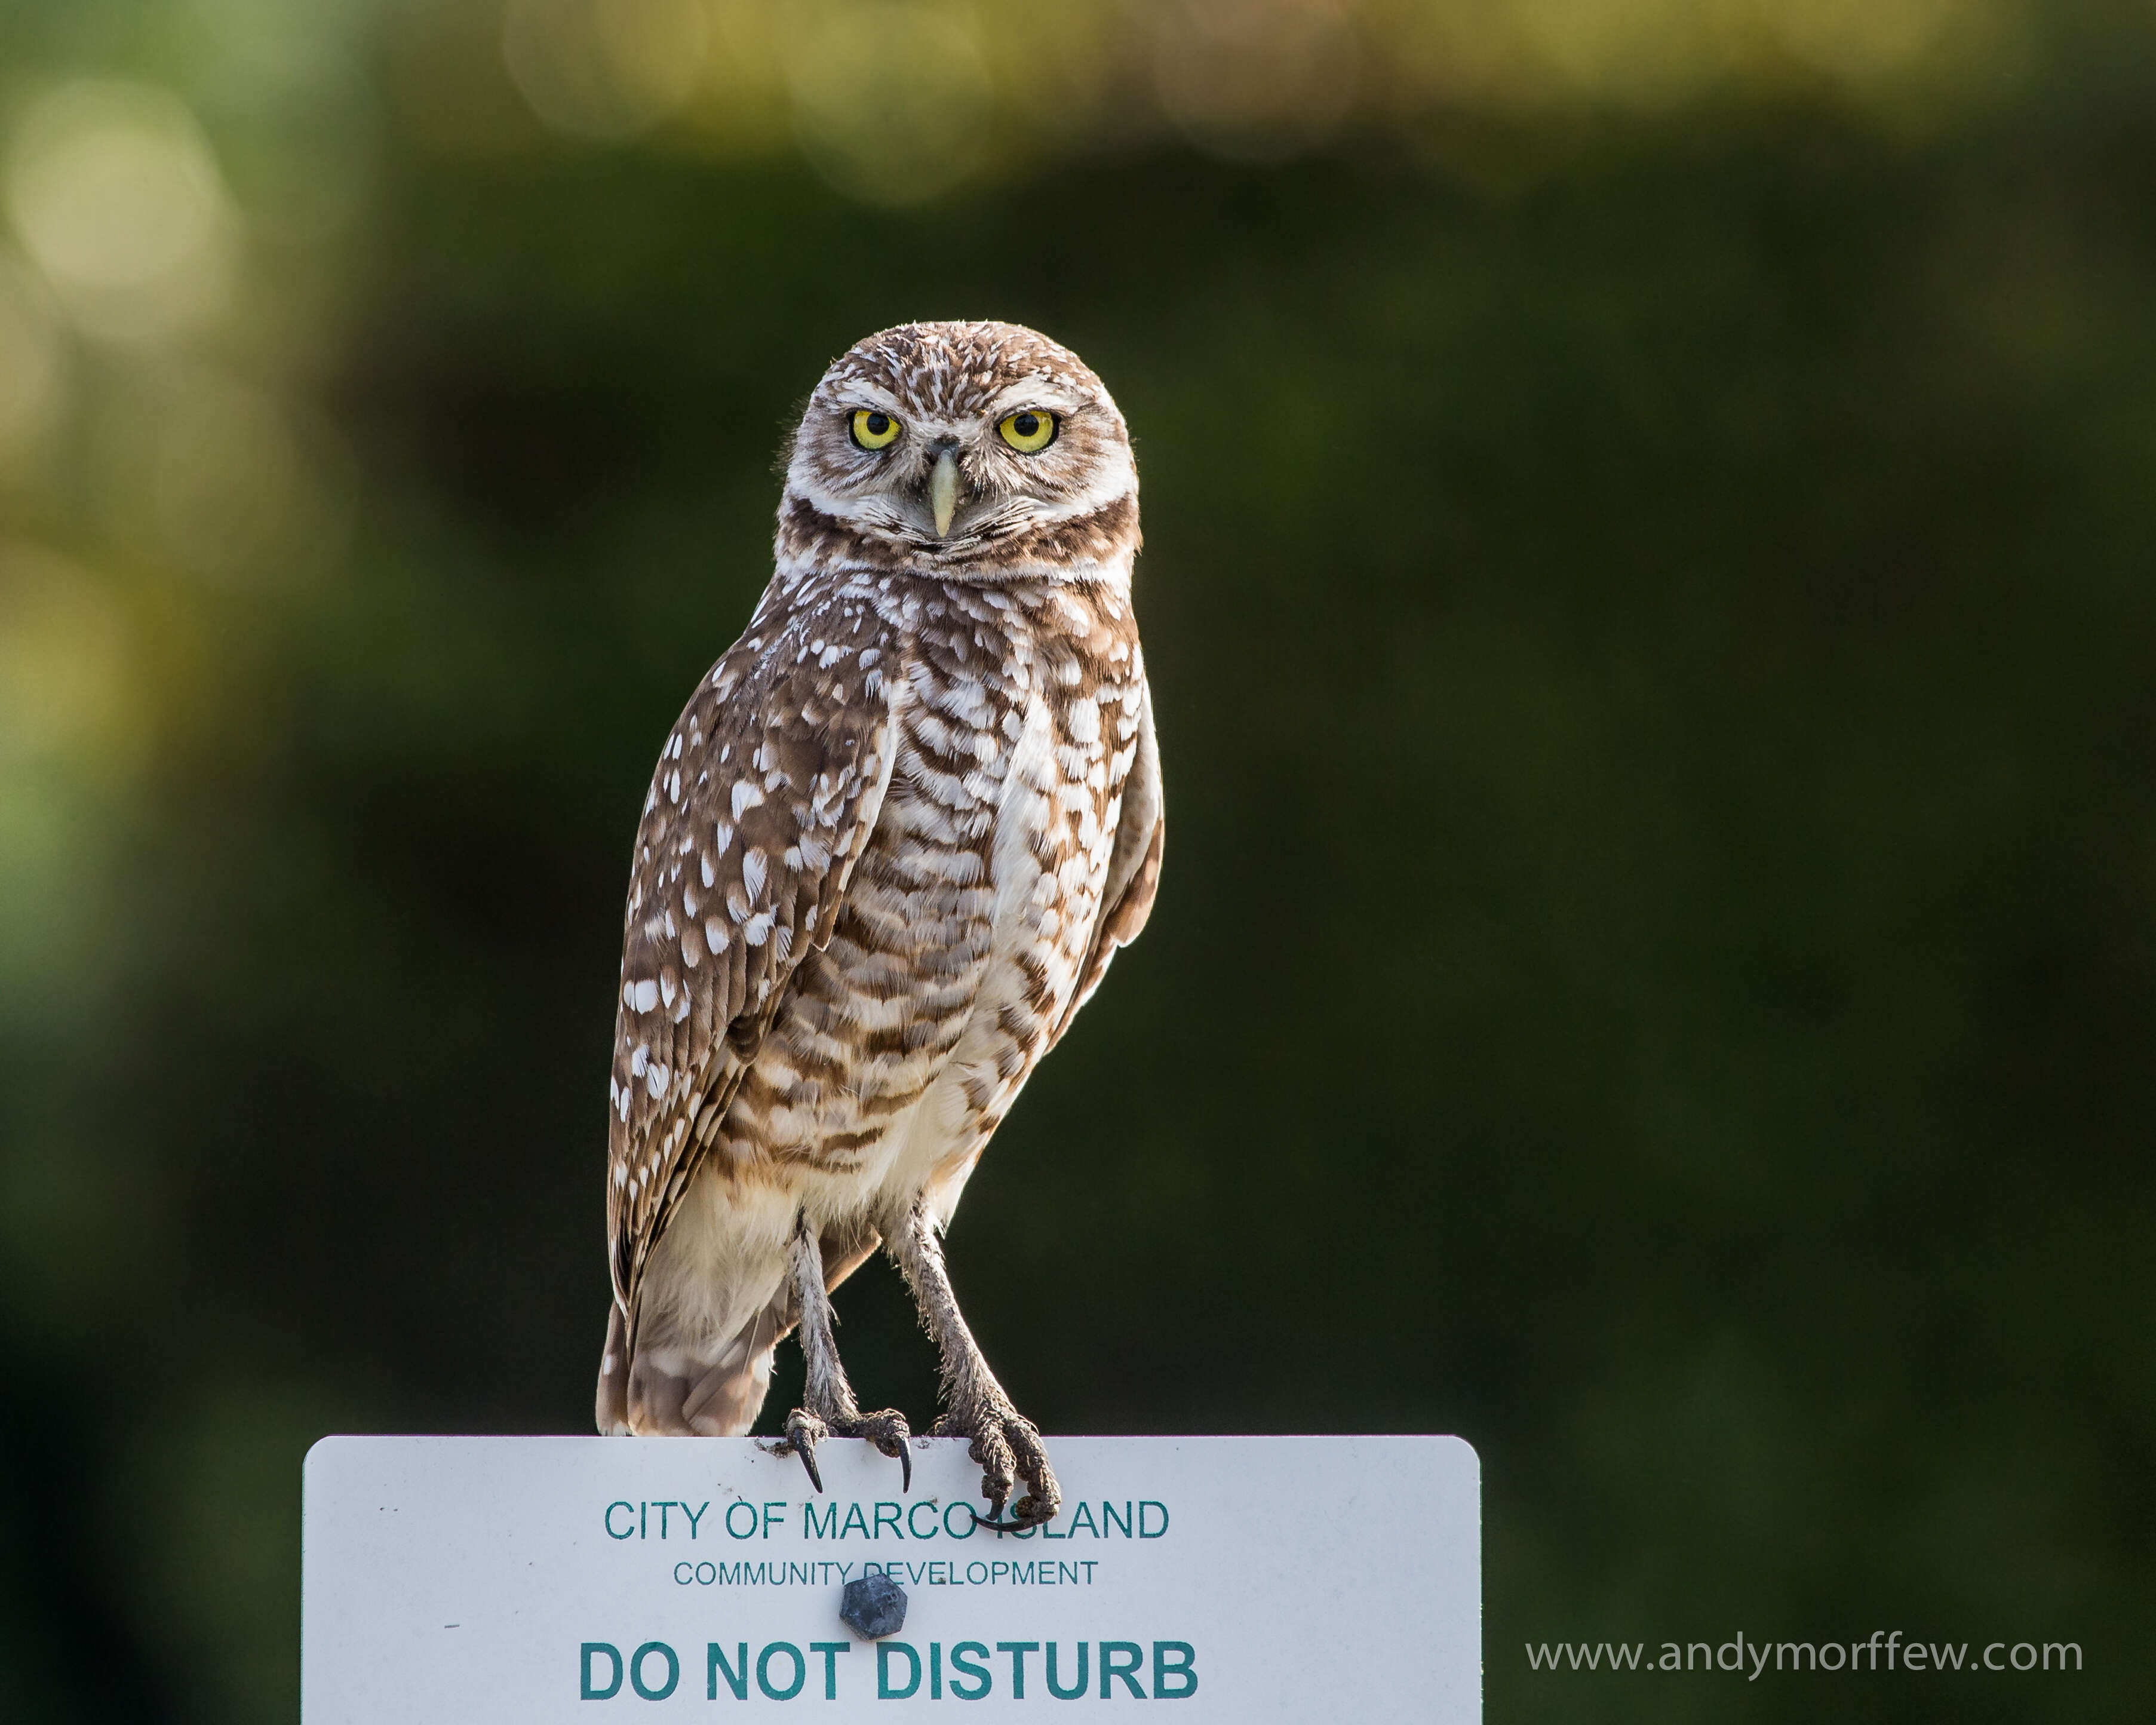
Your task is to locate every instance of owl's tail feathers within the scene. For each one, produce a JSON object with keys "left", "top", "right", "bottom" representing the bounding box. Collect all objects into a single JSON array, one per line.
[
  {"left": 594, "top": 1300, "right": 782, "bottom": 1437},
  {"left": 595, "top": 1305, "right": 634, "bottom": 1435}
]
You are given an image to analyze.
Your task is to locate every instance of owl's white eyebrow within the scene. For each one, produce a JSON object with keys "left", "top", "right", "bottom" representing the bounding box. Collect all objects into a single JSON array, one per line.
[
  {"left": 986, "top": 385, "right": 1084, "bottom": 415},
  {"left": 834, "top": 388, "right": 905, "bottom": 413}
]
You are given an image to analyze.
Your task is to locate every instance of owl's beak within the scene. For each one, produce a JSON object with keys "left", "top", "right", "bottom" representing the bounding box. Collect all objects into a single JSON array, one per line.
[{"left": 930, "top": 450, "right": 960, "bottom": 538}]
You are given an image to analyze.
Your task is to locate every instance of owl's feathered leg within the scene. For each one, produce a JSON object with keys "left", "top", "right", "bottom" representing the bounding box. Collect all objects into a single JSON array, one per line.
[
  {"left": 892, "top": 1200, "right": 1061, "bottom": 1531},
  {"left": 783, "top": 1214, "right": 911, "bottom": 1493}
]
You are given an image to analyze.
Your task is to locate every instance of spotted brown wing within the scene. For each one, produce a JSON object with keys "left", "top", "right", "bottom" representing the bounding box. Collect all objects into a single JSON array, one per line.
[
  {"left": 606, "top": 600, "right": 901, "bottom": 1338},
  {"left": 1055, "top": 677, "right": 1163, "bottom": 1043}
]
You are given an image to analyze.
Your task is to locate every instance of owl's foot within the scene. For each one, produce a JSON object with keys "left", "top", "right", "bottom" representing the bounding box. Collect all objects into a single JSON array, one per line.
[
  {"left": 939, "top": 1400, "right": 1060, "bottom": 1531},
  {"left": 785, "top": 1214, "right": 911, "bottom": 1493},
  {"left": 784, "top": 1405, "right": 913, "bottom": 1494},
  {"left": 889, "top": 1198, "right": 1060, "bottom": 1531}
]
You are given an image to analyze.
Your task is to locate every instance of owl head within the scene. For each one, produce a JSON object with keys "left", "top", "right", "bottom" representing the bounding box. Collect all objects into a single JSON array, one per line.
[{"left": 778, "top": 321, "right": 1140, "bottom": 582}]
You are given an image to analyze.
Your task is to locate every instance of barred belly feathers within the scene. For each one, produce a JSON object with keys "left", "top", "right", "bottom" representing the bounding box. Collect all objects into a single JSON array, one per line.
[{"left": 595, "top": 322, "right": 1162, "bottom": 1527}]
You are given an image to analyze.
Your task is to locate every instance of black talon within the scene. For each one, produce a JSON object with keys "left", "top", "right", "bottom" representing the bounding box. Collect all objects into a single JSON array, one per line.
[
  {"left": 897, "top": 1445, "right": 913, "bottom": 1493},
  {"left": 969, "top": 1503, "right": 1052, "bottom": 1533},
  {"left": 793, "top": 1440, "right": 824, "bottom": 1494},
  {"left": 972, "top": 1481, "right": 1049, "bottom": 1532}
]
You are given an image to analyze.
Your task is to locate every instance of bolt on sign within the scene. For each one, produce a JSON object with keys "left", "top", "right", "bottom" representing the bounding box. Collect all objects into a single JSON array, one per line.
[{"left": 302, "top": 1434, "right": 1480, "bottom": 1720}]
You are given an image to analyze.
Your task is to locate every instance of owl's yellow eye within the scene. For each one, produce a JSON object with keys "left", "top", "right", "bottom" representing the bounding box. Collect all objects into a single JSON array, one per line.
[
  {"left": 850, "top": 409, "right": 901, "bottom": 450},
  {"left": 997, "top": 409, "right": 1058, "bottom": 453}
]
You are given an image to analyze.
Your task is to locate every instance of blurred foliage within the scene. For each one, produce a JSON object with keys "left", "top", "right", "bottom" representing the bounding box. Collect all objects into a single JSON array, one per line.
[{"left": 2, "top": 1, "right": 2155, "bottom": 1721}]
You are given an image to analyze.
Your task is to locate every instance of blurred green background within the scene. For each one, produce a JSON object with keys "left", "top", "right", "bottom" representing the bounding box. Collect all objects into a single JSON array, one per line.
[{"left": 2, "top": 1, "right": 2152, "bottom": 1720}]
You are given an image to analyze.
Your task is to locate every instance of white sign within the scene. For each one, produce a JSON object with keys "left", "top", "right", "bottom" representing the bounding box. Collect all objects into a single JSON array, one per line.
[{"left": 303, "top": 1434, "right": 1479, "bottom": 1721}]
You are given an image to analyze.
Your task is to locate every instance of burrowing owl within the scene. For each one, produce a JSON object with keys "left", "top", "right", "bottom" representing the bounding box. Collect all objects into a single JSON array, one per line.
[{"left": 595, "top": 321, "right": 1162, "bottom": 1527}]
